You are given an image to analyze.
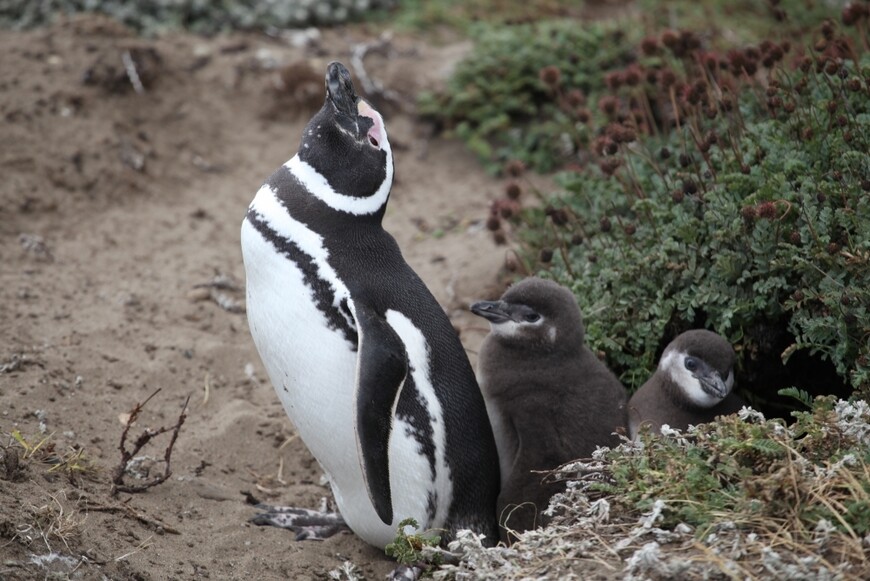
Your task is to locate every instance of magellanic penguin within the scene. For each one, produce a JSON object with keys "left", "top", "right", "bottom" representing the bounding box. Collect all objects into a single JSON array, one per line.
[
  {"left": 471, "top": 277, "right": 628, "bottom": 542},
  {"left": 628, "top": 329, "right": 746, "bottom": 438},
  {"left": 241, "top": 62, "right": 500, "bottom": 549}
]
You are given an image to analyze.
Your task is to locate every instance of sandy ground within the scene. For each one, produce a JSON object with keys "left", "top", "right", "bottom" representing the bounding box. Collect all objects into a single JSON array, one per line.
[{"left": 0, "top": 15, "right": 524, "bottom": 580}]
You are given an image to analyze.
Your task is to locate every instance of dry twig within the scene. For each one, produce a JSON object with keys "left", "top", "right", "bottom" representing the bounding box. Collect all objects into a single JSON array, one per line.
[
  {"left": 350, "top": 34, "right": 410, "bottom": 111},
  {"left": 121, "top": 50, "right": 145, "bottom": 94},
  {"left": 111, "top": 388, "right": 190, "bottom": 495}
]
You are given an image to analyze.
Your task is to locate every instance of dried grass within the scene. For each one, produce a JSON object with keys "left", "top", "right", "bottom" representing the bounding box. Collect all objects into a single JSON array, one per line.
[{"left": 435, "top": 399, "right": 870, "bottom": 580}]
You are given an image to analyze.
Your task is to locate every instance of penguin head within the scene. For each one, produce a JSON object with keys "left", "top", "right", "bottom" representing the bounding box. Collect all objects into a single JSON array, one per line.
[
  {"left": 659, "top": 330, "right": 736, "bottom": 408},
  {"left": 297, "top": 62, "right": 393, "bottom": 214},
  {"left": 471, "top": 277, "right": 584, "bottom": 351}
]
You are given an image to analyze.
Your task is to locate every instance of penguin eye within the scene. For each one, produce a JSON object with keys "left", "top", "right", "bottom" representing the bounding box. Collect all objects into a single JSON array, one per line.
[
  {"left": 523, "top": 313, "right": 541, "bottom": 323},
  {"left": 684, "top": 357, "right": 698, "bottom": 372}
]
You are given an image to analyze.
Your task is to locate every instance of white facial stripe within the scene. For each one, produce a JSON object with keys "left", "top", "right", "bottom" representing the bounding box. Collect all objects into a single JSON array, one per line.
[
  {"left": 489, "top": 317, "right": 545, "bottom": 339},
  {"left": 490, "top": 320, "right": 522, "bottom": 338},
  {"left": 247, "top": 183, "right": 352, "bottom": 323},
  {"left": 384, "top": 310, "right": 453, "bottom": 525},
  {"left": 660, "top": 350, "right": 722, "bottom": 408},
  {"left": 285, "top": 104, "right": 393, "bottom": 216}
]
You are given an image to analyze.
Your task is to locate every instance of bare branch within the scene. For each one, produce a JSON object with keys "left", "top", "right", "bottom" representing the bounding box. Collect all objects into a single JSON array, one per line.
[{"left": 111, "top": 390, "right": 190, "bottom": 495}]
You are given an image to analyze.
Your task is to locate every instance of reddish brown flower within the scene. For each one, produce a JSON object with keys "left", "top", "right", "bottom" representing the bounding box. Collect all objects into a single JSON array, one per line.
[
  {"left": 682, "top": 179, "right": 698, "bottom": 196},
  {"left": 598, "top": 158, "right": 622, "bottom": 177},
  {"left": 550, "top": 208, "right": 569, "bottom": 227},
  {"left": 610, "top": 125, "right": 636, "bottom": 144},
  {"left": 679, "top": 153, "right": 692, "bottom": 168},
  {"left": 539, "top": 65, "right": 562, "bottom": 87},
  {"left": 640, "top": 36, "right": 660, "bottom": 55},
  {"left": 565, "top": 89, "right": 586, "bottom": 108},
  {"left": 504, "top": 160, "right": 526, "bottom": 178},
  {"left": 662, "top": 30, "right": 679, "bottom": 49},
  {"left": 843, "top": 3, "right": 869, "bottom": 26},
  {"left": 659, "top": 68, "right": 677, "bottom": 88},
  {"left": 757, "top": 201, "right": 777, "bottom": 219},
  {"left": 598, "top": 95, "right": 619, "bottom": 116},
  {"left": 798, "top": 56, "right": 812, "bottom": 72},
  {"left": 505, "top": 180, "right": 523, "bottom": 200},
  {"left": 605, "top": 71, "right": 624, "bottom": 90}
]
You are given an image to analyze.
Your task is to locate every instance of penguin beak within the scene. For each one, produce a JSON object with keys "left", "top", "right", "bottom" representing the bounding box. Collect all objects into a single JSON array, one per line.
[
  {"left": 325, "top": 61, "right": 383, "bottom": 149},
  {"left": 698, "top": 370, "right": 728, "bottom": 399},
  {"left": 470, "top": 300, "right": 511, "bottom": 324},
  {"left": 326, "top": 62, "right": 358, "bottom": 117}
]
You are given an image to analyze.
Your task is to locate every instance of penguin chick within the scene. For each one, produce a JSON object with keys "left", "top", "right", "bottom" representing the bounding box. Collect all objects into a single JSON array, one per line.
[
  {"left": 628, "top": 329, "right": 746, "bottom": 438},
  {"left": 471, "top": 277, "right": 628, "bottom": 542}
]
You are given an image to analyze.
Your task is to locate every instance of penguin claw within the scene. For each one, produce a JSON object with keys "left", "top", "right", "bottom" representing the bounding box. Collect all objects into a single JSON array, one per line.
[{"left": 250, "top": 505, "right": 349, "bottom": 541}]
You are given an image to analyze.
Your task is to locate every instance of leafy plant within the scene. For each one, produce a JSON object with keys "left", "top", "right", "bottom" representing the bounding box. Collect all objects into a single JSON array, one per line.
[
  {"left": 436, "top": 398, "right": 870, "bottom": 579},
  {"left": 471, "top": 8, "right": 870, "bottom": 410},
  {"left": 384, "top": 517, "right": 443, "bottom": 568},
  {"left": 603, "top": 398, "right": 870, "bottom": 536},
  {"left": 778, "top": 386, "right": 814, "bottom": 409},
  {"left": 419, "top": 20, "right": 636, "bottom": 173}
]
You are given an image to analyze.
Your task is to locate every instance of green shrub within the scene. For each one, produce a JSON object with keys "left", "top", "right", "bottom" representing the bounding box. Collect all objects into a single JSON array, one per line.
[
  {"left": 465, "top": 8, "right": 870, "bottom": 409},
  {"left": 419, "top": 20, "right": 636, "bottom": 173}
]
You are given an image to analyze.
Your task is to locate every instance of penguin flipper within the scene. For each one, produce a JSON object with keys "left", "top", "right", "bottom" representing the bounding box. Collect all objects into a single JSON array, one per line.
[{"left": 353, "top": 301, "right": 408, "bottom": 526}]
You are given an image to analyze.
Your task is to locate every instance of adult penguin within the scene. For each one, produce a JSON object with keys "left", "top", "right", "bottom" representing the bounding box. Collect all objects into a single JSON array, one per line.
[{"left": 241, "top": 62, "right": 500, "bottom": 549}]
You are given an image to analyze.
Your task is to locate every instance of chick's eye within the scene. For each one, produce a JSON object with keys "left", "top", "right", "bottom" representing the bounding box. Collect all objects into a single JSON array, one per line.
[
  {"left": 684, "top": 357, "right": 698, "bottom": 372},
  {"left": 524, "top": 313, "right": 541, "bottom": 323}
]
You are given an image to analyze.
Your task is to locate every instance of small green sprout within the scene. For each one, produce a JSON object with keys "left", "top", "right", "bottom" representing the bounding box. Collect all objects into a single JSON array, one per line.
[{"left": 384, "top": 517, "right": 444, "bottom": 568}]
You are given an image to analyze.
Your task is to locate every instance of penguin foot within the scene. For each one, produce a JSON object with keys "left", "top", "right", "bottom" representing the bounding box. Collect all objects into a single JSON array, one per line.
[{"left": 250, "top": 504, "right": 349, "bottom": 541}]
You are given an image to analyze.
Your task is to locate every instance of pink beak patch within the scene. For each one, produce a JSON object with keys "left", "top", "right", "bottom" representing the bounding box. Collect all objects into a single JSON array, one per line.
[{"left": 358, "top": 100, "right": 384, "bottom": 149}]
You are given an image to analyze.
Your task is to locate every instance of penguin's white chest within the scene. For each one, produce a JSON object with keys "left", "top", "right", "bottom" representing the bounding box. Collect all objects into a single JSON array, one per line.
[{"left": 241, "top": 213, "right": 358, "bottom": 469}]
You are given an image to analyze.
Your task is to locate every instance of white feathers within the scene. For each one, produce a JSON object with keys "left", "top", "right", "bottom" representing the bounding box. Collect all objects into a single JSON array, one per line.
[
  {"left": 660, "top": 349, "right": 725, "bottom": 409},
  {"left": 487, "top": 317, "right": 546, "bottom": 339},
  {"left": 384, "top": 310, "right": 453, "bottom": 527}
]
